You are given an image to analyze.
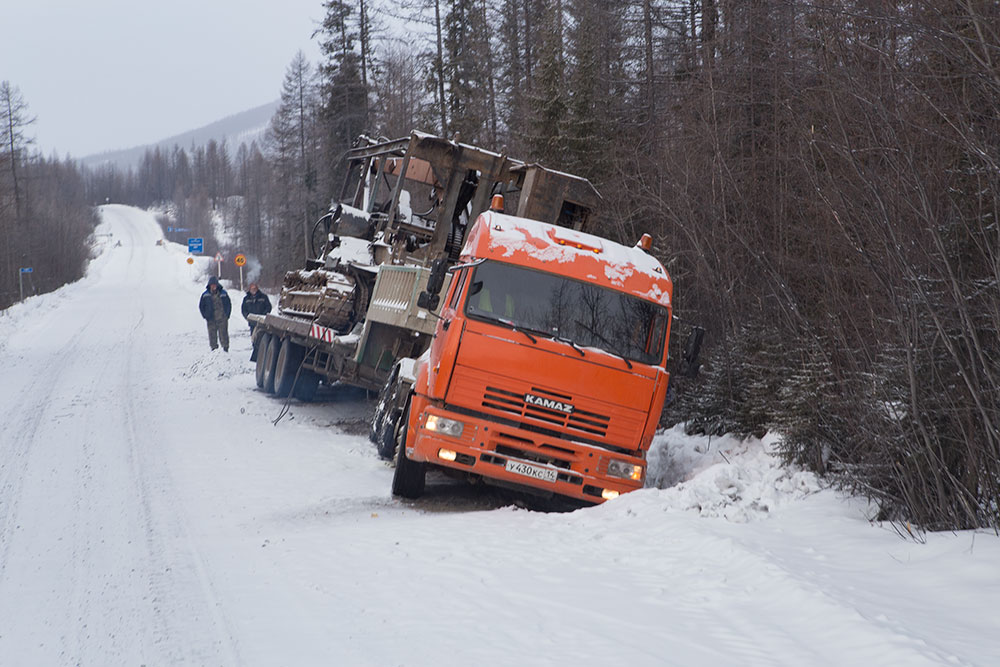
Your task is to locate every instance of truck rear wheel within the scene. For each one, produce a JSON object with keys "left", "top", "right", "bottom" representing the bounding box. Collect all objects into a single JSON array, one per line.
[
  {"left": 255, "top": 333, "right": 272, "bottom": 389},
  {"left": 274, "top": 338, "right": 305, "bottom": 398},
  {"left": 261, "top": 334, "right": 280, "bottom": 394},
  {"left": 391, "top": 405, "right": 426, "bottom": 499}
]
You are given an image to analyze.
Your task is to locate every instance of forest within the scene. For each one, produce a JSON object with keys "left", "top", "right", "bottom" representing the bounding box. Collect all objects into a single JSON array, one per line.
[{"left": 3, "top": 1, "right": 998, "bottom": 531}]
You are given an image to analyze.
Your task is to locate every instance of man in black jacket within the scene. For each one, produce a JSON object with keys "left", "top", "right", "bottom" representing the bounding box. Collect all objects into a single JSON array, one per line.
[
  {"left": 241, "top": 282, "right": 272, "bottom": 334},
  {"left": 199, "top": 275, "right": 232, "bottom": 351}
]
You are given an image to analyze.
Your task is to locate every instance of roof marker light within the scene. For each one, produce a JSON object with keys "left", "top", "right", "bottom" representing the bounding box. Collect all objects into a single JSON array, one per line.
[
  {"left": 490, "top": 194, "right": 505, "bottom": 212},
  {"left": 548, "top": 228, "right": 602, "bottom": 254},
  {"left": 637, "top": 233, "right": 653, "bottom": 251}
]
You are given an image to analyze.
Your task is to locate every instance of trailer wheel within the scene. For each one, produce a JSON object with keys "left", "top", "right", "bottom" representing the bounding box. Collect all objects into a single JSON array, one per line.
[
  {"left": 274, "top": 338, "right": 305, "bottom": 398},
  {"left": 376, "top": 409, "right": 401, "bottom": 460},
  {"left": 261, "top": 334, "right": 280, "bottom": 394},
  {"left": 255, "top": 333, "right": 272, "bottom": 389},
  {"left": 293, "top": 370, "right": 320, "bottom": 402},
  {"left": 391, "top": 405, "right": 425, "bottom": 499}
]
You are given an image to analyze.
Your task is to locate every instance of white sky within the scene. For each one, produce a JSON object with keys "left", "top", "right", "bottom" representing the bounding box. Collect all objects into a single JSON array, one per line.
[{"left": 1, "top": 0, "right": 324, "bottom": 158}]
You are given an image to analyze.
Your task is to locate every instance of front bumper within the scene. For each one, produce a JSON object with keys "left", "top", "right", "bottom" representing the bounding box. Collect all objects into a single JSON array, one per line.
[{"left": 406, "top": 403, "right": 645, "bottom": 503}]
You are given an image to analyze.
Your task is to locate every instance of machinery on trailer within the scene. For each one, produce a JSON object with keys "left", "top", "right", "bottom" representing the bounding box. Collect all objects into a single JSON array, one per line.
[{"left": 250, "top": 132, "right": 601, "bottom": 401}]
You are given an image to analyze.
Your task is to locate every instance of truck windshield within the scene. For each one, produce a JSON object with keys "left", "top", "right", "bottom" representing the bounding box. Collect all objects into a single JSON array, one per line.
[{"left": 465, "top": 260, "right": 668, "bottom": 365}]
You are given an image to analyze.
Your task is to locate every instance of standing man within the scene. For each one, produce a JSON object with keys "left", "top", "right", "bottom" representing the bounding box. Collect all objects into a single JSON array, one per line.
[
  {"left": 199, "top": 275, "right": 232, "bottom": 351},
  {"left": 241, "top": 282, "right": 272, "bottom": 333}
]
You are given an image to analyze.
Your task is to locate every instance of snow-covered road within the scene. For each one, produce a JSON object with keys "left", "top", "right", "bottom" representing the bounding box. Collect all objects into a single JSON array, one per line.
[{"left": 0, "top": 205, "right": 996, "bottom": 666}]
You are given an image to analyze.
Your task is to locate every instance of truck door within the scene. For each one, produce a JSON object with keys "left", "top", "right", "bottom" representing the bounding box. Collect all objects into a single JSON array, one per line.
[{"left": 426, "top": 268, "right": 470, "bottom": 399}]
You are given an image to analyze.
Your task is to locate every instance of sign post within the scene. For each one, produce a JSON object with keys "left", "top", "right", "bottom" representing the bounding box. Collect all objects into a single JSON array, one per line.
[
  {"left": 18, "top": 267, "right": 32, "bottom": 302},
  {"left": 234, "top": 254, "right": 247, "bottom": 291},
  {"left": 215, "top": 252, "right": 223, "bottom": 278}
]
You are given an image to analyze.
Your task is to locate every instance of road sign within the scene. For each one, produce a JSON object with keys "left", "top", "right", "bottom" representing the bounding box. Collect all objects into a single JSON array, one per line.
[
  {"left": 167, "top": 226, "right": 174, "bottom": 232},
  {"left": 175, "top": 227, "right": 189, "bottom": 232},
  {"left": 18, "top": 267, "right": 33, "bottom": 302},
  {"left": 186, "top": 257, "right": 194, "bottom": 265},
  {"left": 188, "top": 238, "right": 204, "bottom": 254},
  {"left": 215, "top": 252, "right": 223, "bottom": 261},
  {"left": 234, "top": 254, "right": 246, "bottom": 267}
]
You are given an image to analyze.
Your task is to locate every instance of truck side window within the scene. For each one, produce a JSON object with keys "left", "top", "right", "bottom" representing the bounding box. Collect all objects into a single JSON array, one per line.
[{"left": 448, "top": 268, "right": 468, "bottom": 309}]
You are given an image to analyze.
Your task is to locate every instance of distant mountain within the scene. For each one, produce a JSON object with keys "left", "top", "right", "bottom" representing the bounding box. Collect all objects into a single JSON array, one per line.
[{"left": 81, "top": 100, "right": 279, "bottom": 171}]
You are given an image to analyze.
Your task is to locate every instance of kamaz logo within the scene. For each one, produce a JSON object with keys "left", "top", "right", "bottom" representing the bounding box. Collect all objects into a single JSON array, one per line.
[{"left": 524, "top": 393, "right": 574, "bottom": 414}]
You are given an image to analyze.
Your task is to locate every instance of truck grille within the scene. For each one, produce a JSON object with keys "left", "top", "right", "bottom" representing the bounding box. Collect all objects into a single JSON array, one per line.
[{"left": 482, "top": 386, "right": 611, "bottom": 437}]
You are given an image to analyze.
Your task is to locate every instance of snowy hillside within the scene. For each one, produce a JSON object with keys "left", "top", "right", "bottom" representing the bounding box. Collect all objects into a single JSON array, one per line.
[
  {"left": 0, "top": 205, "right": 997, "bottom": 666},
  {"left": 80, "top": 101, "right": 278, "bottom": 170}
]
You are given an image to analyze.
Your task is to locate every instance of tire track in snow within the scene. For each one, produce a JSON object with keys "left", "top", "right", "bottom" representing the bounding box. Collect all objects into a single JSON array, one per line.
[
  {"left": 615, "top": 517, "right": 963, "bottom": 666},
  {"left": 0, "top": 207, "right": 240, "bottom": 665},
  {"left": 120, "top": 304, "right": 243, "bottom": 666},
  {"left": 0, "top": 316, "right": 98, "bottom": 591}
]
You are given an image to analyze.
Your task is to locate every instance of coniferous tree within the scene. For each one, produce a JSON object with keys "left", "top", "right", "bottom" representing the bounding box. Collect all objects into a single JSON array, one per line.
[
  {"left": 316, "top": 0, "right": 370, "bottom": 192},
  {"left": 268, "top": 51, "right": 321, "bottom": 266},
  {"left": 525, "top": 0, "right": 567, "bottom": 163},
  {"left": 0, "top": 81, "right": 35, "bottom": 226},
  {"left": 444, "top": 0, "right": 491, "bottom": 142}
]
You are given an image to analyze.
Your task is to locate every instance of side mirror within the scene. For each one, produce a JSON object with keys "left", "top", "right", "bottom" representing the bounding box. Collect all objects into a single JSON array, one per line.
[
  {"left": 425, "top": 258, "right": 447, "bottom": 297},
  {"left": 678, "top": 326, "right": 704, "bottom": 378},
  {"left": 417, "top": 291, "right": 440, "bottom": 311}
]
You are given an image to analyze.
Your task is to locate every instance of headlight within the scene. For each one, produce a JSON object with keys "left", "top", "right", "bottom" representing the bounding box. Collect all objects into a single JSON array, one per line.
[
  {"left": 607, "top": 459, "right": 643, "bottom": 481},
  {"left": 425, "top": 414, "right": 465, "bottom": 438}
]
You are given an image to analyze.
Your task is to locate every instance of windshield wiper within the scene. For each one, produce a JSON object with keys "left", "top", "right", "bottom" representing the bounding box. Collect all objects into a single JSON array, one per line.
[
  {"left": 574, "top": 320, "right": 633, "bottom": 369},
  {"left": 494, "top": 317, "right": 586, "bottom": 358},
  {"left": 498, "top": 318, "right": 538, "bottom": 344},
  {"left": 555, "top": 334, "right": 585, "bottom": 357}
]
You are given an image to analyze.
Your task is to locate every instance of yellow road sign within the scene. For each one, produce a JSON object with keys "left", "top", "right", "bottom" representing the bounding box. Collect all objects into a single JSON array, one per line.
[{"left": 234, "top": 254, "right": 247, "bottom": 267}]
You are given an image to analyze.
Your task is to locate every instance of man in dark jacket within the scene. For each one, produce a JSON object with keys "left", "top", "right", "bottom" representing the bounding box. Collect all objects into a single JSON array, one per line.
[
  {"left": 241, "top": 282, "right": 272, "bottom": 334},
  {"left": 199, "top": 275, "right": 232, "bottom": 351}
]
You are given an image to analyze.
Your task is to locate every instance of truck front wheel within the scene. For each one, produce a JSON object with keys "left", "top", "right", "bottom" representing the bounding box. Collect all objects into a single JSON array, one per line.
[
  {"left": 376, "top": 409, "right": 401, "bottom": 460},
  {"left": 391, "top": 406, "right": 425, "bottom": 499}
]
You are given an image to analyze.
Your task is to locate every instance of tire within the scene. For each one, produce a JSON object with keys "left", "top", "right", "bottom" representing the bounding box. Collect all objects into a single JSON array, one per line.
[
  {"left": 391, "top": 404, "right": 425, "bottom": 499},
  {"left": 255, "top": 333, "right": 272, "bottom": 389},
  {"left": 370, "top": 364, "right": 400, "bottom": 443},
  {"left": 261, "top": 334, "right": 280, "bottom": 394},
  {"left": 293, "top": 370, "right": 320, "bottom": 402},
  {"left": 376, "top": 409, "right": 401, "bottom": 460},
  {"left": 274, "top": 338, "right": 305, "bottom": 398}
]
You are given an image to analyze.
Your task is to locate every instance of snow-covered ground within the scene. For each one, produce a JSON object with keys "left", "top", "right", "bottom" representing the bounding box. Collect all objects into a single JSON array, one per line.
[{"left": 0, "top": 205, "right": 997, "bottom": 666}]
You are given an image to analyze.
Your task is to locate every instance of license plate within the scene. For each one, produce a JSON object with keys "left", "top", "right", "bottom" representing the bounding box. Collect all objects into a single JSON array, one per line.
[{"left": 505, "top": 459, "right": 557, "bottom": 483}]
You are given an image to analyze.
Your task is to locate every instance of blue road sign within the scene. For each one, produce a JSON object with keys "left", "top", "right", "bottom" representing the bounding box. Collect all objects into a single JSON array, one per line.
[
  {"left": 175, "top": 227, "right": 190, "bottom": 232},
  {"left": 188, "top": 238, "right": 204, "bottom": 254},
  {"left": 19, "top": 267, "right": 33, "bottom": 273},
  {"left": 167, "top": 226, "right": 174, "bottom": 232}
]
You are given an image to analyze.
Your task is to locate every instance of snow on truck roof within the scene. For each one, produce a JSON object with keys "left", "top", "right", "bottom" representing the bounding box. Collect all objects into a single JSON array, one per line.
[{"left": 461, "top": 212, "right": 672, "bottom": 308}]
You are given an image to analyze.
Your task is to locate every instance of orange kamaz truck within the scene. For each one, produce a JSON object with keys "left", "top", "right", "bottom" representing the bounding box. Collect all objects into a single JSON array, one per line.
[{"left": 378, "top": 197, "right": 675, "bottom": 505}]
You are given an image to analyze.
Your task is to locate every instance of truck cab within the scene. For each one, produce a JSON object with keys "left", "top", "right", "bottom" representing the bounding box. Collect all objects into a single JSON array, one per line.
[{"left": 392, "top": 207, "right": 673, "bottom": 505}]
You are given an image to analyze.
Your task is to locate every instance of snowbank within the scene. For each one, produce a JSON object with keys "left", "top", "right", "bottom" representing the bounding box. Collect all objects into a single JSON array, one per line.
[{"left": 645, "top": 426, "right": 823, "bottom": 522}]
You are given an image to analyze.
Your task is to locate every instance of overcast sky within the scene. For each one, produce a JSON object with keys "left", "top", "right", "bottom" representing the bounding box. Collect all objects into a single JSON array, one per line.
[{"left": 2, "top": 0, "right": 324, "bottom": 158}]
